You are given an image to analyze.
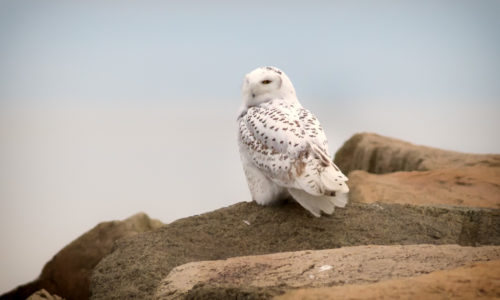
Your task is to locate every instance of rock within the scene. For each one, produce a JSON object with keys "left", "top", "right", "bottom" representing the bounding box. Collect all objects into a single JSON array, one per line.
[
  {"left": 334, "top": 133, "right": 500, "bottom": 174},
  {"left": 26, "top": 289, "right": 64, "bottom": 300},
  {"left": 349, "top": 167, "right": 500, "bottom": 209},
  {"left": 0, "top": 213, "right": 163, "bottom": 300},
  {"left": 335, "top": 133, "right": 500, "bottom": 209},
  {"left": 90, "top": 201, "right": 500, "bottom": 300},
  {"left": 278, "top": 259, "right": 500, "bottom": 300},
  {"left": 154, "top": 245, "right": 500, "bottom": 299}
]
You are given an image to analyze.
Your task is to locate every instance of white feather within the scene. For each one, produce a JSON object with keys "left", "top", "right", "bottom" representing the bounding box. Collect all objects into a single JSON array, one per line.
[
  {"left": 288, "top": 188, "right": 348, "bottom": 217},
  {"left": 320, "top": 165, "right": 349, "bottom": 194}
]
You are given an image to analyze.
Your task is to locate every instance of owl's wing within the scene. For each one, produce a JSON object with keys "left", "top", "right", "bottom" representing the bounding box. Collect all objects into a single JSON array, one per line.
[{"left": 238, "top": 99, "right": 348, "bottom": 197}]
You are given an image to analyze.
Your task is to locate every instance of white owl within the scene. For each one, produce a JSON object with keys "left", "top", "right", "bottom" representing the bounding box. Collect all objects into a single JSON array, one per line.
[{"left": 237, "top": 66, "right": 349, "bottom": 217}]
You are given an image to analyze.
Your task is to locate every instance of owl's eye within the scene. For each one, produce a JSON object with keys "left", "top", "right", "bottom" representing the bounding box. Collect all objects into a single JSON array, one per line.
[{"left": 261, "top": 80, "right": 272, "bottom": 85}]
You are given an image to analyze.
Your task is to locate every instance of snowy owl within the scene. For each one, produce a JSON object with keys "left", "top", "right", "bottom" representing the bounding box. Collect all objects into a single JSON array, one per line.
[{"left": 237, "top": 66, "right": 349, "bottom": 217}]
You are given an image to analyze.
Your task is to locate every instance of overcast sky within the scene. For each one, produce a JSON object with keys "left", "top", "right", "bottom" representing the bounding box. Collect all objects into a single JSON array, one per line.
[{"left": 1, "top": 0, "right": 499, "bottom": 294}]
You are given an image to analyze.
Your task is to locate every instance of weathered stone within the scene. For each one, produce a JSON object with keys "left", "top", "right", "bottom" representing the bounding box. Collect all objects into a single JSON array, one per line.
[
  {"left": 0, "top": 213, "right": 163, "bottom": 300},
  {"left": 154, "top": 245, "right": 500, "bottom": 299},
  {"left": 90, "top": 201, "right": 500, "bottom": 300},
  {"left": 348, "top": 167, "right": 500, "bottom": 209},
  {"left": 334, "top": 133, "right": 500, "bottom": 174},
  {"left": 278, "top": 259, "right": 500, "bottom": 300}
]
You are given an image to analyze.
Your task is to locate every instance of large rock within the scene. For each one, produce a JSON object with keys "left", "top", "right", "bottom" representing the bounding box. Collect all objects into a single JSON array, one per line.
[
  {"left": 0, "top": 213, "right": 163, "bottom": 300},
  {"left": 278, "top": 259, "right": 500, "bottom": 300},
  {"left": 334, "top": 133, "right": 500, "bottom": 174},
  {"left": 349, "top": 167, "right": 500, "bottom": 209},
  {"left": 90, "top": 201, "right": 500, "bottom": 300},
  {"left": 154, "top": 245, "right": 500, "bottom": 299}
]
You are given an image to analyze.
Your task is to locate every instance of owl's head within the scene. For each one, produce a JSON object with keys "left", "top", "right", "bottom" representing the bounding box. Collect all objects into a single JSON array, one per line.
[{"left": 241, "top": 66, "right": 298, "bottom": 108}]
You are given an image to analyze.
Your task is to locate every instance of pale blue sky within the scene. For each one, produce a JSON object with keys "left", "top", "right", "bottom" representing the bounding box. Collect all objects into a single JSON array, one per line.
[
  {"left": 1, "top": 0, "right": 499, "bottom": 106},
  {"left": 1, "top": 0, "right": 500, "bottom": 295}
]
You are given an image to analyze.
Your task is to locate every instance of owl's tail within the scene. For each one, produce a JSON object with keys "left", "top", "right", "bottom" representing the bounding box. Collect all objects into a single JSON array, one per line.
[{"left": 287, "top": 188, "right": 348, "bottom": 217}]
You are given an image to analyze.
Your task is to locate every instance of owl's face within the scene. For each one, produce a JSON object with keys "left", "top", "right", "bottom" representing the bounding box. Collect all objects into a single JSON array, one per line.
[{"left": 241, "top": 66, "right": 297, "bottom": 108}]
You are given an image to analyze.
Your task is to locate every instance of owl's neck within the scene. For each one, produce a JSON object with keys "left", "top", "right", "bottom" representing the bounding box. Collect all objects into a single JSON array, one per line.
[{"left": 237, "top": 96, "right": 301, "bottom": 120}]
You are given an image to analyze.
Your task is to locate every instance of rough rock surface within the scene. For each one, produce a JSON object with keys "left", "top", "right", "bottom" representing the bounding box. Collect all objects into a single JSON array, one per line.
[
  {"left": 278, "top": 259, "right": 500, "bottom": 300},
  {"left": 26, "top": 289, "right": 64, "bottom": 300},
  {"left": 334, "top": 133, "right": 500, "bottom": 174},
  {"left": 154, "top": 245, "right": 500, "bottom": 299},
  {"left": 0, "top": 213, "right": 163, "bottom": 300},
  {"left": 90, "top": 201, "right": 500, "bottom": 300},
  {"left": 349, "top": 167, "right": 500, "bottom": 209}
]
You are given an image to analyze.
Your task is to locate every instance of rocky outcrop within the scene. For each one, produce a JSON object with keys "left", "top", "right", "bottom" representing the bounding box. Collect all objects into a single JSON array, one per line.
[
  {"left": 4, "top": 132, "right": 499, "bottom": 300},
  {"left": 334, "top": 133, "right": 500, "bottom": 174},
  {"left": 154, "top": 245, "right": 500, "bottom": 299},
  {"left": 90, "top": 201, "right": 500, "bottom": 300},
  {"left": 0, "top": 213, "right": 163, "bottom": 300},
  {"left": 90, "top": 133, "right": 500, "bottom": 299},
  {"left": 348, "top": 167, "right": 500, "bottom": 209},
  {"left": 278, "top": 259, "right": 500, "bottom": 300}
]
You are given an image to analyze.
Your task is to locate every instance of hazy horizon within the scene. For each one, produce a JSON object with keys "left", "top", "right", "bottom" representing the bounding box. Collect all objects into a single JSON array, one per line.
[{"left": 1, "top": 0, "right": 500, "bottom": 294}]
